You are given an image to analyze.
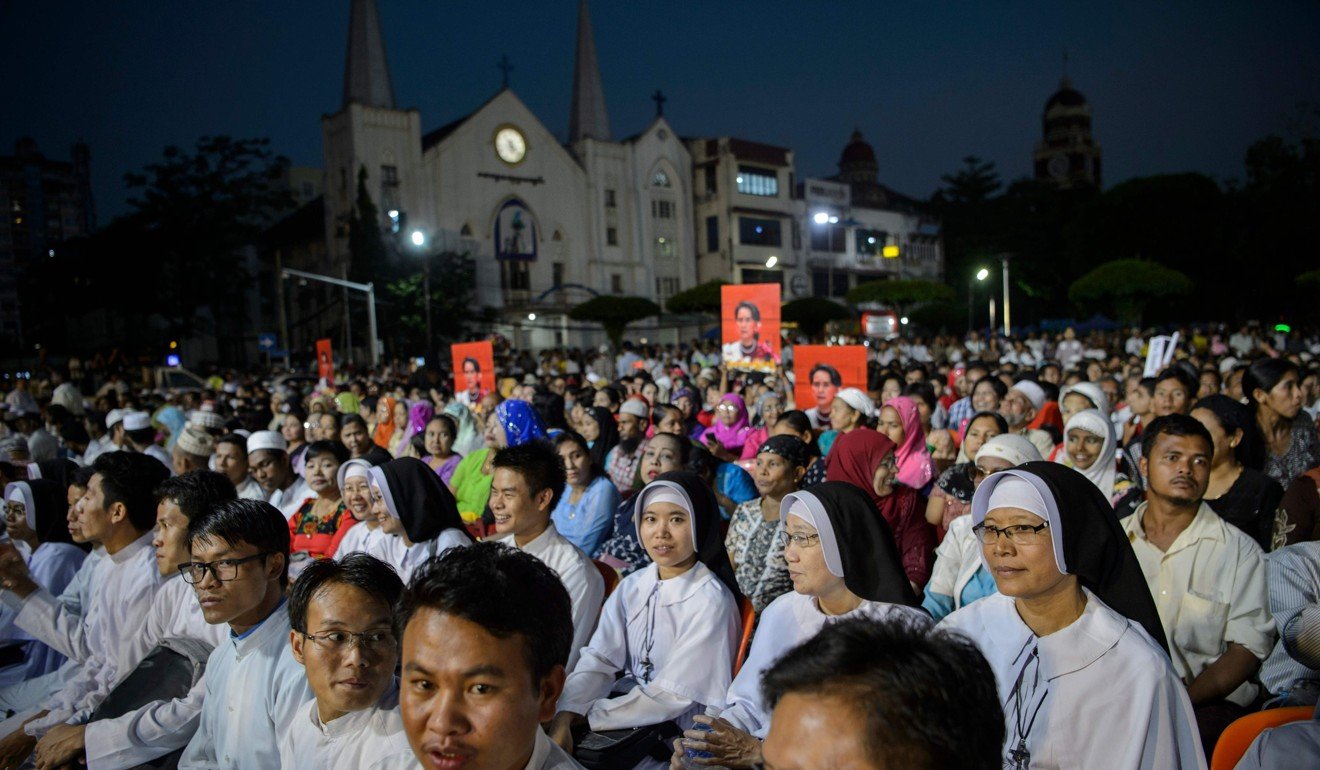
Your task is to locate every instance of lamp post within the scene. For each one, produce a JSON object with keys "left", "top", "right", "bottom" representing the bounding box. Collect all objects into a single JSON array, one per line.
[
  {"left": 968, "top": 267, "right": 989, "bottom": 334},
  {"left": 410, "top": 229, "right": 432, "bottom": 357},
  {"left": 1000, "top": 253, "right": 1012, "bottom": 338},
  {"left": 281, "top": 268, "right": 379, "bottom": 367}
]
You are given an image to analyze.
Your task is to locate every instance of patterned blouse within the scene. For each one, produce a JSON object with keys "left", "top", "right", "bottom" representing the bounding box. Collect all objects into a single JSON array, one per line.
[
  {"left": 289, "top": 499, "right": 357, "bottom": 561},
  {"left": 726, "top": 498, "right": 793, "bottom": 613},
  {"left": 1265, "top": 419, "right": 1320, "bottom": 490}
]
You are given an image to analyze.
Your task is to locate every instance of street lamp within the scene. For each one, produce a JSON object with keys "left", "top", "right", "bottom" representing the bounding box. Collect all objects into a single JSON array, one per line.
[
  {"left": 409, "top": 229, "right": 432, "bottom": 355},
  {"left": 968, "top": 267, "right": 989, "bottom": 333},
  {"left": 765, "top": 255, "right": 778, "bottom": 269}
]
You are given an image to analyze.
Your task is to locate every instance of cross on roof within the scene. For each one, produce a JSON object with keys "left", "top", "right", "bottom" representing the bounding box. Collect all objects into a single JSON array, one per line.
[
  {"left": 652, "top": 89, "right": 666, "bottom": 117},
  {"left": 498, "top": 54, "right": 514, "bottom": 88}
]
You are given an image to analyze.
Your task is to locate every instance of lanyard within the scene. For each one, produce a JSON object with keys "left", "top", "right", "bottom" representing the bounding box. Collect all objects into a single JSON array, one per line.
[
  {"left": 638, "top": 581, "right": 661, "bottom": 683},
  {"left": 1006, "top": 641, "right": 1048, "bottom": 770}
]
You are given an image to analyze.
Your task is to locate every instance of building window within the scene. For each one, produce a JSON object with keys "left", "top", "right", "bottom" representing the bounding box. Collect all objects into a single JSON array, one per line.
[
  {"left": 605, "top": 189, "right": 616, "bottom": 208},
  {"left": 652, "top": 170, "right": 670, "bottom": 187},
  {"left": 552, "top": 261, "right": 565, "bottom": 286},
  {"left": 656, "top": 276, "right": 679, "bottom": 299},
  {"left": 651, "top": 200, "right": 674, "bottom": 219},
  {"left": 810, "top": 224, "right": 847, "bottom": 253},
  {"left": 705, "top": 216, "right": 719, "bottom": 253},
  {"left": 856, "top": 229, "right": 888, "bottom": 257},
  {"left": 611, "top": 274, "right": 623, "bottom": 293},
  {"left": 736, "top": 166, "right": 778, "bottom": 197},
  {"left": 655, "top": 236, "right": 674, "bottom": 259},
  {"left": 705, "top": 167, "right": 718, "bottom": 196},
  {"left": 738, "top": 217, "right": 782, "bottom": 247},
  {"left": 381, "top": 165, "right": 398, "bottom": 185},
  {"left": 606, "top": 227, "right": 618, "bottom": 246},
  {"left": 811, "top": 269, "right": 850, "bottom": 298},
  {"left": 500, "top": 261, "right": 530, "bottom": 292}
]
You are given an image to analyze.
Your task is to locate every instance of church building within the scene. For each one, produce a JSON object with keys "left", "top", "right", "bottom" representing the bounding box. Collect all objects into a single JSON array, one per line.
[{"left": 1033, "top": 73, "right": 1102, "bottom": 188}]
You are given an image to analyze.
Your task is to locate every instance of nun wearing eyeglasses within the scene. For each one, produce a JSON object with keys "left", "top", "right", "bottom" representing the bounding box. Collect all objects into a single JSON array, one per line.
[
  {"left": 939, "top": 462, "right": 1204, "bottom": 770},
  {"left": 550, "top": 471, "right": 741, "bottom": 767},
  {"left": 671, "top": 482, "right": 927, "bottom": 768}
]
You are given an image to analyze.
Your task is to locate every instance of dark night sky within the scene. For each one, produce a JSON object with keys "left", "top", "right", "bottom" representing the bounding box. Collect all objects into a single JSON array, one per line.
[{"left": 4, "top": 1, "right": 1318, "bottom": 225}]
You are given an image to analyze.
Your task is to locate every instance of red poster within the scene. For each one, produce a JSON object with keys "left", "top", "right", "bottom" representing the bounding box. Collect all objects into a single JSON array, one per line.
[
  {"left": 793, "top": 345, "right": 867, "bottom": 422},
  {"left": 721, "top": 283, "right": 782, "bottom": 373},
  {"left": 315, "top": 338, "right": 334, "bottom": 382},
  {"left": 451, "top": 340, "right": 495, "bottom": 410}
]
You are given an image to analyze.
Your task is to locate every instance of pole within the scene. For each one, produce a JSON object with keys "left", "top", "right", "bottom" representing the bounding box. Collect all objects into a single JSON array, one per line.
[
  {"left": 989, "top": 298, "right": 997, "bottom": 340},
  {"left": 275, "top": 250, "right": 291, "bottom": 370},
  {"left": 342, "top": 265, "right": 353, "bottom": 366},
  {"left": 1001, "top": 254, "right": 1011, "bottom": 338},
  {"left": 366, "top": 282, "right": 380, "bottom": 368}
]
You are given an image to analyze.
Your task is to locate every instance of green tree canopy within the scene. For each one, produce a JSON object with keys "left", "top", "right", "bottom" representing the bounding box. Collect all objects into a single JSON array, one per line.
[
  {"left": 1068, "top": 259, "right": 1193, "bottom": 325},
  {"left": 664, "top": 280, "right": 727, "bottom": 315},
  {"left": 847, "top": 279, "right": 954, "bottom": 308},
  {"left": 569, "top": 295, "right": 662, "bottom": 348},
  {"left": 781, "top": 297, "right": 852, "bottom": 340}
]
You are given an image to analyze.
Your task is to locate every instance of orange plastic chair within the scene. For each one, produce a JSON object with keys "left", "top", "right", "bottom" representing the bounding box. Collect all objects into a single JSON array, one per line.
[
  {"left": 593, "top": 560, "right": 620, "bottom": 598},
  {"left": 733, "top": 596, "right": 756, "bottom": 675},
  {"left": 1210, "top": 705, "right": 1313, "bottom": 770}
]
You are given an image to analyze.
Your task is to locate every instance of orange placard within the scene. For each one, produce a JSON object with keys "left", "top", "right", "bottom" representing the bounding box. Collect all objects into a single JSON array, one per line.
[
  {"left": 793, "top": 345, "right": 867, "bottom": 422},
  {"left": 451, "top": 341, "right": 495, "bottom": 409},
  {"left": 721, "top": 283, "right": 781, "bottom": 373},
  {"left": 315, "top": 338, "right": 334, "bottom": 382}
]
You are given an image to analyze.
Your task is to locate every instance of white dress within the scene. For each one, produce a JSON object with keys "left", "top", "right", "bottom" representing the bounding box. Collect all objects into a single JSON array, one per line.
[
  {"left": 279, "top": 686, "right": 413, "bottom": 770},
  {"left": 940, "top": 590, "right": 1205, "bottom": 770}
]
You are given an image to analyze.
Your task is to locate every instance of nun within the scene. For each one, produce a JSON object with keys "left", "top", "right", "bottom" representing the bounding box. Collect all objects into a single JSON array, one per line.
[
  {"left": 331, "top": 459, "right": 378, "bottom": 558},
  {"left": 939, "top": 462, "right": 1204, "bottom": 770},
  {"left": 551, "top": 471, "right": 741, "bottom": 768},
  {"left": 675, "top": 482, "right": 928, "bottom": 768},
  {"left": 366, "top": 457, "right": 473, "bottom": 582}
]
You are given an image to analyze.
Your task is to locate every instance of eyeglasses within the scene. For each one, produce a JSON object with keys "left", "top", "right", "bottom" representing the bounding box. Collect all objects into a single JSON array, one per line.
[
  {"left": 300, "top": 629, "right": 397, "bottom": 653},
  {"left": 971, "top": 522, "right": 1049, "bottom": 546},
  {"left": 178, "top": 552, "right": 271, "bottom": 584},
  {"left": 778, "top": 531, "right": 821, "bottom": 549}
]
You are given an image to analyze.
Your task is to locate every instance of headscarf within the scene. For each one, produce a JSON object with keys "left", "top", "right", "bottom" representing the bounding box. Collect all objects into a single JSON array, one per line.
[
  {"left": 780, "top": 483, "right": 918, "bottom": 606},
  {"left": 632, "top": 471, "right": 742, "bottom": 602},
  {"left": 1060, "top": 409, "right": 1119, "bottom": 499},
  {"left": 408, "top": 402, "right": 434, "bottom": 437},
  {"left": 495, "top": 399, "right": 548, "bottom": 447},
  {"left": 583, "top": 407, "right": 620, "bottom": 468},
  {"left": 975, "top": 433, "right": 1043, "bottom": 468},
  {"left": 756, "top": 434, "right": 810, "bottom": 469},
  {"left": 29, "top": 459, "right": 77, "bottom": 493},
  {"left": 5, "top": 479, "right": 73, "bottom": 545},
  {"left": 885, "top": 396, "right": 934, "bottom": 489},
  {"left": 153, "top": 406, "right": 187, "bottom": 451},
  {"left": 371, "top": 458, "right": 472, "bottom": 544},
  {"left": 825, "top": 428, "right": 918, "bottom": 525},
  {"left": 373, "top": 396, "right": 399, "bottom": 448},
  {"left": 444, "top": 401, "right": 483, "bottom": 457},
  {"left": 701, "top": 394, "right": 752, "bottom": 451},
  {"left": 1060, "top": 381, "right": 1110, "bottom": 419},
  {"left": 834, "top": 388, "right": 877, "bottom": 422},
  {"left": 335, "top": 392, "right": 361, "bottom": 415},
  {"left": 972, "top": 463, "right": 1169, "bottom": 653}
]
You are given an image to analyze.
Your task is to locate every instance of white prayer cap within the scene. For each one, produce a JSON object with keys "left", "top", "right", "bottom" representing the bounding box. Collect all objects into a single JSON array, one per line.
[
  {"left": 105, "top": 409, "right": 126, "bottom": 429},
  {"left": 974, "top": 434, "right": 1042, "bottom": 467},
  {"left": 188, "top": 410, "right": 225, "bottom": 431},
  {"left": 175, "top": 427, "right": 215, "bottom": 458},
  {"left": 834, "top": 387, "right": 876, "bottom": 419},
  {"left": 619, "top": 399, "right": 649, "bottom": 419},
  {"left": 1010, "top": 380, "right": 1046, "bottom": 411},
  {"left": 122, "top": 411, "right": 152, "bottom": 432},
  {"left": 1218, "top": 356, "right": 1239, "bottom": 374},
  {"left": 246, "top": 430, "right": 287, "bottom": 456}
]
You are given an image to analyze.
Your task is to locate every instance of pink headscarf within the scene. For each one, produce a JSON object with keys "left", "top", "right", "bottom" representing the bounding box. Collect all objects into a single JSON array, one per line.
[
  {"left": 886, "top": 396, "right": 934, "bottom": 489},
  {"left": 701, "top": 393, "right": 752, "bottom": 451}
]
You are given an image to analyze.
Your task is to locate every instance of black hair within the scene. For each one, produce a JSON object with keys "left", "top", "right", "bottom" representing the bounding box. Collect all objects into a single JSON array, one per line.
[
  {"left": 69, "top": 465, "right": 95, "bottom": 490},
  {"left": 216, "top": 433, "right": 247, "bottom": 452},
  {"left": 186, "top": 498, "right": 291, "bottom": 587},
  {"left": 288, "top": 553, "right": 403, "bottom": 634},
  {"left": 972, "top": 376, "right": 1008, "bottom": 400},
  {"left": 532, "top": 390, "right": 568, "bottom": 431},
  {"left": 154, "top": 470, "right": 237, "bottom": 523},
  {"left": 427, "top": 413, "right": 458, "bottom": 438},
  {"left": 1192, "top": 395, "right": 1266, "bottom": 470},
  {"left": 462, "top": 356, "right": 481, "bottom": 372},
  {"left": 92, "top": 451, "right": 170, "bottom": 532},
  {"left": 734, "top": 300, "right": 761, "bottom": 322},
  {"left": 901, "top": 381, "right": 937, "bottom": 412},
  {"left": 599, "top": 386, "right": 622, "bottom": 409},
  {"left": 303, "top": 440, "right": 350, "bottom": 465},
  {"left": 904, "top": 362, "right": 928, "bottom": 379},
  {"left": 1154, "top": 365, "right": 1198, "bottom": 399},
  {"left": 652, "top": 403, "right": 681, "bottom": 427},
  {"left": 809, "top": 363, "right": 842, "bottom": 387},
  {"left": 1137, "top": 376, "right": 1158, "bottom": 397},
  {"left": 125, "top": 427, "right": 156, "bottom": 447},
  {"left": 966, "top": 410, "right": 1009, "bottom": 435},
  {"left": 776, "top": 409, "right": 813, "bottom": 436},
  {"left": 340, "top": 413, "right": 368, "bottom": 432},
  {"left": 1141, "top": 414, "right": 1214, "bottom": 461},
  {"left": 761, "top": 617, "right": 1003, "bottom": 770},
  {"left": 1243, "top": 358, "right": 1301, "bottom": 407},
  {"left": 686, "top": 444, "right": 719, "bottom": 481},
  {"left": 491, "top": 441, "right": 566, "bottom": 512},
  {"left": 285, "top": 406, "right": 308, "bottom": 423},
  {"left": 1038, "top": 380, "right": 1060, "bottom": 403},
  {"left": 397, "top": 541, "right": 573, "bottom": 684},
  {"left": 644, "top": 430, "right": 693, "bottom": 468},
  {"left": 552, "top": 430, "right": 598, "bottom": 479}
]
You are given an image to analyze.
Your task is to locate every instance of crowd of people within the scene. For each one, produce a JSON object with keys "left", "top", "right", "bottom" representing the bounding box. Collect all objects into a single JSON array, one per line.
[{"left": 0, "top": 320, "right": 1317, "bottom": 768}]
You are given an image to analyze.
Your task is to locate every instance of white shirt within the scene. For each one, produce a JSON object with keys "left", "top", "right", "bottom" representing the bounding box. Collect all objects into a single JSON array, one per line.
[
  {"left": 493, "top": 524, "right": 604, "bottom": 672},
  {"left": 178, "top": 602, "right": 313, "bottom": 770},
  {"left": 83, "top": 575, "right": 227, "bottom": 769},
  {"left": 279, "top": 687, "right": 412, "bottom": 770},
  {"left": 940, "top": 590, "right": 1205, "bottom": 770},
  {"left": 270, "top": 476, "right": 314, "bottom": 520},
  {"left": 717, "top": 591, "right": 928, "bottom": 738},
  {"left": 334, "top": 521, "right": 380, "bottom": 559},
  {"left": 558, "top": 561, "right": 738, "bottom": 733},
  {"left": 235, "top": 476, "right": 265, "bottom": 500},
  {"left": 1122, "top": 502, "right": 1275, "bottom": 705}
]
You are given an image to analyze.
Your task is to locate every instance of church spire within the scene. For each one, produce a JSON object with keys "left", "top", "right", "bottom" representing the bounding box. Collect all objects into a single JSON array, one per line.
[
  {"left": 342, "top": 0, "right": 395, "bottom": 109},
  {"left": 568, "top": 0, "right": 611, "bottom": 142}
]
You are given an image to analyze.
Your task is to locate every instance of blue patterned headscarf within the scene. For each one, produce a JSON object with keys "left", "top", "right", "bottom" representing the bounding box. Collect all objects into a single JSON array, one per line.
[{"left": 495, "top": 399, "right": 547, "bottom": 447}]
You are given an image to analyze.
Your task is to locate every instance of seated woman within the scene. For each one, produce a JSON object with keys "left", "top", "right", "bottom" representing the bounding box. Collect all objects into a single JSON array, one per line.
[
  {"left": 674, "top": 481, "right": 927, "bottom": 768},
  {"left": 1192, "top": 395, "right": 1284, "bottom": 550},
  {"left": 940, "top": 462, "right": 1203, "bottom": 769},
  {"left": 368, "top": 457, "right": 473, "bottom": 582},
  {"left": 923, "top": 434, "right": 1041, "bottom": 620},
  {"left": 595, "top": 432, "right": 690, "bottom": 575},
  {"left": 700, "top": 394, "right": 753, "bottom": 464},
  {"left": 817, "top": 387, "right": 875, "bottom": 459},
  {"left": 330, "top": 458, "right": 377, "bottom": 558},
  {"left": 738, "top": 391, "right": 784, "bottom": 463},
  {"left": 552, "top": 472, "right": 741, "bottom": 767},
  {"left": 449, "top": 399, "right": 547, "bottom": 522},
  {"left": 420, "top": 413, "right": 463, "bottom": 486},
  {"left": 726, "top": 435, "right": 809, "bottom": 612},
  {"left": 877, "top": 395, "right": 936, "bottom": 493},
  {"left": 926, "top": 411, "right": 1007, "bottom": 529},
  {"left": 1058, "top": 408, "right": 1134, "bottom": 507},
  {"left": 1, "top": 478, "right": 86, "bottom": 684},
  {"left": 552, "top": 431, "right": 620, "bottom": 555},
  {"left": 287, "top": 440, "right": 357, "bottom": 573},
  {"left": 580, "top": 406, "right": 620, "bottom": 471}
]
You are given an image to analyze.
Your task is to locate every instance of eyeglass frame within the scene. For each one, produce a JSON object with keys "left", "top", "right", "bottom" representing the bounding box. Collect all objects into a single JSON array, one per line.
[
  {"left": 178, "top": 551, "right": 273, "bottom": 584},
  {"left": 971, "top": 522, "right": 1049, "bottom": 546},
  {"left": 299, "top": 628, "right": 397, "bottom": 653},
  {"left": 778, "top": 531, "right": 821, "bottom": 549}
]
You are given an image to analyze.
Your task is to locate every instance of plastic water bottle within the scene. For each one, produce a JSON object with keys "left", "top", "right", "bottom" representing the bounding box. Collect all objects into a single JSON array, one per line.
[{"left": 682, "top": 721, "right": 715, "bottom": 769}]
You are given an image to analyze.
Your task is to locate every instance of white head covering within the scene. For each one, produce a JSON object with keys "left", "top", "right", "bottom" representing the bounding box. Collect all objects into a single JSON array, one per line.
[
  {"left": 188, "top": 410, "right": 226, "bottom": 431},
  {"left": 973, "top": 473, "right": 1067, "bottom": 575},
  {"left": 619, "top": 399, "right": 649, "bottom": 419},
  {"left": 783, "top": 492, "right": 844, "bottom": 578},
  {"left": 122, "top": 411, "right": 152, "bottom": 432},
  {"left": 974, "top": 434, "right": 1043, "bottom": 468},
  {"left": 1010, "top": 380, "right": 1046, "bottom": 412},
  {"left": 175, "top": 427, "right": 215, "bottom": 458},
  {"left": 631, "top": 480, "right": 698, "bottom": 547},
  {"left": 336, "top": 458, "right": 372, "bottom": 495},
  {"left": 834, "top": 387, "right": 876, "bottom": 420},
  {"left": 4, "top": 482, "right": 36, "bottom": 530},
  {"left": 246, "top": 430, "right": 288, "bottom": 456},
  {"left": 1060, "top": 381, "right": 1110, "bottom": 418},
  {"left": 1060, "top": 409, "right": 1118, "bottom": 498},
  {"left": 105, "top": 409, "right": 125, "bottom": 429}
]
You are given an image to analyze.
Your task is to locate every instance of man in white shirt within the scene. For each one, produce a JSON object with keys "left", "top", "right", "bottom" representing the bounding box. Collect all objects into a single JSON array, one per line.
[
  {"left": 395, "top": 542, "right": 583, "bottom": 770},
  {"left": 281, "top": 554, "right": 411, "bottom": 769},
  {"left": 178, "top": 498, "right": 312, "bottom": 769},
  {"left": 0, "top": 452, "right": 168, "bottom": 764},
  {"left": 213, "top": 434, "right": 265, "bottom": 500},
  {"left": 489, "top": 443, "right": 604, "bottom": 672},
  {"left": 1121, "top": 415, "right": 1275, "bottom": 756},
  {"left": 83, "top": 409, "right": 125, "bottom": 467},
  {"left": 246, "top": 430, "right": 312, "bottom": 519},
  {"left": 121, "top": 412, "right": 173, "bottom": 475},
  {"left": 34, "top": 470, "right": 235, "bottom": 769}
]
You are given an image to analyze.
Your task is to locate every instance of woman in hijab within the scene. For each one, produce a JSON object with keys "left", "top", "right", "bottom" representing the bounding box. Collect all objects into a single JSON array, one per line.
[
  {"left": 372, "top": 395, "right": 399, "bottom": 453},
  {"left": 552, "top": 472, "right": 741, "bottom": 767},
  {"left": 877, "top": 395, "right": 936, "bottom": 491},
  {"left": 725, "top": 435, "right": 808, "bottom": 612},
  {"left": 153, "top": 406, "right": 187, "bottom": 452},
  {"left": 448, "top": 399, "right": 547, "bottom": 522},
  {"left": 368, "top": 457, "right": 472, "bottom": 581},
  {"left": 924, "top": 434, "right": 1041, "bottom": 620},
  {"left": 672, "top": 482, "right": 927, "bottom": 768},
  {"left": 1058, "top": 408, "right": 1134, "bottom": 507},
  {"left": 701, "top": 394, "right": 753, "bottom": 461},
  {"left": 2, "top": 478, "right": 87, "bottom": 683},
  {"left": 443, "top": 400, "right": 484, "bottom": 458},
  {"left": 826, "top": 428, "right": 936, "bottom": 590},
  {"left": 738, "top": 391, "right": 784, "bottom": 462},
  {"left": 580, "top": 406, "right": 620, "bottom": 471},
  {"left": 1192, "top": 395, "right": 1284, "bottom": 550},
  {"left": 940, "top": 463, "right": 1203, "bottom": 769},
  {"left": 927, "top": 411, "right": 1008, "bottom": 529},
  {"left": 330, "top": 459, "right": 377, "bottom": 559}
]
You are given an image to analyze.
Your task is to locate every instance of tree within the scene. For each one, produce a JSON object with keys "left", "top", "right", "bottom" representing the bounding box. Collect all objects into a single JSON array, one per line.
[
  {"left": 936, "top": 156, "right": 1002, "bottom": 205},
  {"left": 847, "top": 279, "right": 954, "bottom": 309},
  {"left": 1067, "top": 259, "right": 1193, "bottom": 325},
  {"left": 568, "top": 295, "right": 661, "bottom": 349},
  {"left": 664, "top": 279, "right": 727, "bottom": 315},
  {"left": 781, "top": 297, "right": 852, "bottom": 340}
]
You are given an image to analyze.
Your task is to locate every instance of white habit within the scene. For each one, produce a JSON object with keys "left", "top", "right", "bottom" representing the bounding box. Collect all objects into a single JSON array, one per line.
[{"left": 279, "top": 686, "right": 412, "bottom": 770}]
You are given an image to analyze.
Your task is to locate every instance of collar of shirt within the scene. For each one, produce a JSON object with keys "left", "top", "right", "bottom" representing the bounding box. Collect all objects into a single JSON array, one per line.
[
  {"left": 502, "top": 522, "right": 561, "bottom": 557},
  {"left": 232, "top": 595, "right": 288, "bottom": 647},
  {"left": 109, "top": 530, "right": 156, "bottom": 565},
  {"left": 307, "top": 683, "right": 399, "bottom": 740},
  {"left": 628, "top": 561, "right": 714, "bottom": 620},
  {"left": 522, "top": 725, "right": 555, "bottom": 770},
  {"left": 1125, "top": 502, "right": 1226, "bottom": 555},
  {"left": 976, "top": 589, "right": 1125, "bottom": 681}
]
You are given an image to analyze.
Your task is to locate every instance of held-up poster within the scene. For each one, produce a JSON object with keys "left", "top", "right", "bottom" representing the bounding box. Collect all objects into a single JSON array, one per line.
[
  {"left": 721, "top": 283, "right": 782, "bottom": 374},
  {"left": 451, "top": 341, "right": 495, "bottom": 411},
  {"left": 792, "top": 345, "right": 867, "bottom": 428}
]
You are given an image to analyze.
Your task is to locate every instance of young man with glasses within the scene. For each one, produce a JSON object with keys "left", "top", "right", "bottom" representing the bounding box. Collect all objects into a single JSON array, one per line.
[
  {"left": 178, "top": 498, "right": 311, "bottom": 769},
  {"left": 281, "top": 553, "right": 410, "bottom": 768}
]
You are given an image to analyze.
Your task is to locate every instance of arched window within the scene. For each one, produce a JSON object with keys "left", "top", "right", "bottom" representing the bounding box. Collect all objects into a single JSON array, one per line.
[
  {"left": 651, "top": 169, "right": 671, "bottom": 187},
  {"left": 460, "top": 223, "right": 473, "bottom": 237}
]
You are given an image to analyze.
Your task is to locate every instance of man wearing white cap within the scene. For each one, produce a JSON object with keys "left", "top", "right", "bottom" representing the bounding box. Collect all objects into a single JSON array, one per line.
[
  {"left": 171, "top": 427, "right": 215, "bottom": 477},
  {"left": 187, "top": 410, "right": 226, "bottom": 437},
  {"left": 81, "top": 410, "right": 123, "bottom": 466},
  {"left": 122, "top": 412, "right": 173, "bottom": 475},
  {"left": 247, "top": 430, "right": 313, "bottom": 520},
  {"left": 606, "top": 398, "right": 649, "bottom": 497},
  {"left": 1001, "top": 380, "right": 1055, "bottom": 459}
]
